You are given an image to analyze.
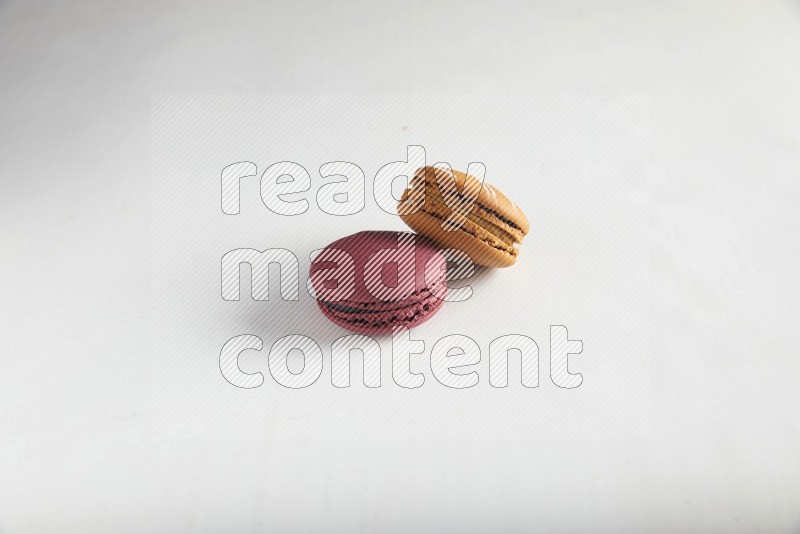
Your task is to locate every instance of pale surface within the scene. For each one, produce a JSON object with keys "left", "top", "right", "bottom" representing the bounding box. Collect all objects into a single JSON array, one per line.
[{"left": 1, "top": 1, "right": 799, "bottom": 532}]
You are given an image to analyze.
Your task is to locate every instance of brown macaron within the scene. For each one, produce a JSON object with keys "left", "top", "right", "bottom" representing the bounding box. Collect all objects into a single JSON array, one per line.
[{"left": 398, "top": 166, "right": 529, "bottom": 268}]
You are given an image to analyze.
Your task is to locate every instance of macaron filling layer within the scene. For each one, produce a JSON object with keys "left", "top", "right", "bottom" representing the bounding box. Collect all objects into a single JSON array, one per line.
[
  {"left": 412, "top": 176, "right": 528, "bottom": 243},
  {"left": 320, "top": 279, "right": 446, "bottom": 314},
  {"left": 318, "top": 280, "right": 445, "bottom": 330},
  {"left": 421, "top": 191, "right": 521, "bottom": 248},
  {"left": 402, "top": 190, "right": 519, "bottom": 257}
]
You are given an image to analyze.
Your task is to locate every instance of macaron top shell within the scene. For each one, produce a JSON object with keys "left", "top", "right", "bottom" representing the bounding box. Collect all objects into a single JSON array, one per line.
[{"left": 310, "top": 231, "right": 448, "bottom": 333}]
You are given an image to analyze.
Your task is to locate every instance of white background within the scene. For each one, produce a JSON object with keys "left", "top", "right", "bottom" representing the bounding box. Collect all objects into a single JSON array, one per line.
[
  {"left": 2, "top": 1, "right": 799, "bottom": 532},
  {"left": 150, "top": 94, "right": 649, "bottom": 441}
]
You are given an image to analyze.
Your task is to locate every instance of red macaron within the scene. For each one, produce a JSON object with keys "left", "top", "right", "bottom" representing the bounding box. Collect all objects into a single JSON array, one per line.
[{"left": 310, "top": 231, "right": 448, "bottom": 333}]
